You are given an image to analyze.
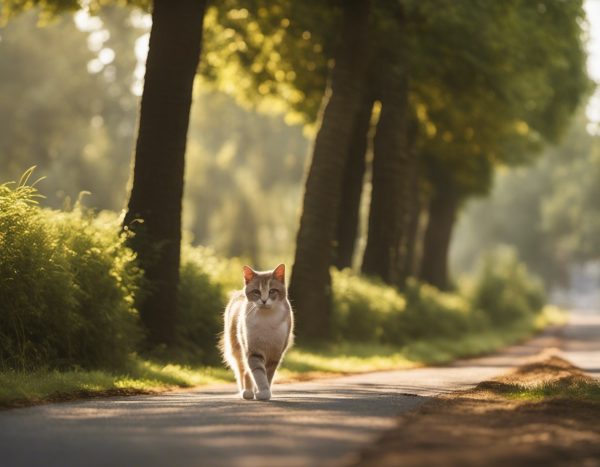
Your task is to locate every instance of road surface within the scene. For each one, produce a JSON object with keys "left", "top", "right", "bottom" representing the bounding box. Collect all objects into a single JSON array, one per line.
[{"left": 1, "top": 310, "right": 598, "bottom": 467}]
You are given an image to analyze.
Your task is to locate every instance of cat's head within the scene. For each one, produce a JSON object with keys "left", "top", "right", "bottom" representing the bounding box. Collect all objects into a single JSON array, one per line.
[{"left": 242, "top": 264, "right": 286, "bottom": 308}]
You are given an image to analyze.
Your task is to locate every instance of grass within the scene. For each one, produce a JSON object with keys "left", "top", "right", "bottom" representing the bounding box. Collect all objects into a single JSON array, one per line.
[
  {"left": 281, "top": 305, "right": 565, "bottom": 376},
  {"left": 475, "top": 352, "right": 600, "bottom": 403},
  {"left": 491, "top": 379, "right": 600, "bottom": 403},
  {"left": 0, "top": 305, "right": 565, "bottom": 409},
  {"left": 0, "top": 360, "right": 233, "bottom": 409}
]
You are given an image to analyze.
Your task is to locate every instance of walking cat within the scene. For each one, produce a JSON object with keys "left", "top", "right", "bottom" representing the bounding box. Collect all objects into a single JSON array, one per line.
[{"left": 222, "top": 264, "right": 294, "bottom": 401}]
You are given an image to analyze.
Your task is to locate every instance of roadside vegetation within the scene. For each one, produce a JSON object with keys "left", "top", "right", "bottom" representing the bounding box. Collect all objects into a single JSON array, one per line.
[
  {"left": 0, "top": 176, "right": 564, "bottom": 408},
  {"left": 477, "top": 356, "right": 600, "bottom": 403},
  {"left": 357, "top": 355, "right": 600, "bottom": 466}
]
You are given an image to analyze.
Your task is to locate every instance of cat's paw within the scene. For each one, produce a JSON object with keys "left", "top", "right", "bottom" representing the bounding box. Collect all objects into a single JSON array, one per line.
[
  {"left": 241, "top": 389, "right": 254, "bottom": 400},
  {"left": 255, "top": 389, "right": 271, "bottom": 401}
]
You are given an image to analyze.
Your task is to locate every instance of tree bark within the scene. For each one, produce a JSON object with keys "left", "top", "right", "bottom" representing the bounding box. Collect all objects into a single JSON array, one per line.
[
  {"left": 289, "top": 0, "right": 372, "bottom": 342},
  {"left": 399, "top": 118, "right": 421, "bottom": 284},
  {"left": 419, "top": 182, "right": 458, "bottom": 290},
  {"left": 361, "top": 70, "right": 409, "bottom": 285},
  {"left": 123, "top": 0, "right": 207, "bottom": 347},
  {"left": 334, "top": 94, "right": 375, "bottom": 270}
]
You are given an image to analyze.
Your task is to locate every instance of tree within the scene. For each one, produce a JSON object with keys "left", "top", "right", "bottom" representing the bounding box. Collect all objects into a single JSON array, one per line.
[
  {"left": 4, "top": 0, "right": 209, "bottom": 346},
  {"left": 288, "top": 0, "right": 372, "bottom": 341},
  {"left": 413, "top": 0, "right": 589, "bottom": 288},
  {"left": 452, "top": 112, "right": 600, "bottom": 287},
  {"left": 334, "top": 93, "right": 374, "bottom": 270},
  {"left": 122, "top": 0, "right": 207, "bottom": 346}
]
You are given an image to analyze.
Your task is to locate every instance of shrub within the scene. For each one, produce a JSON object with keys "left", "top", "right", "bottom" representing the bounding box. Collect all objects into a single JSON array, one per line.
[
  {"left": 330, "top": 251, "right": 543, "bottom": 347},
  {"left": 0, "top": 174, "right": 141, "bottom": 370},
  {"left": 331, "top": 269, "right": 406, "bottom": 342},
  {"left": 471, "top": 247, "right": 546, "bottom": 325},
  {"left": 392, "top": 279, "right": 477, "bottom": 344},
  {"left": 331, "top": 269, "right": 480, "bottom": 346},
  {"left": 174, "top": 246, "right": 244, "bottom": 364}
]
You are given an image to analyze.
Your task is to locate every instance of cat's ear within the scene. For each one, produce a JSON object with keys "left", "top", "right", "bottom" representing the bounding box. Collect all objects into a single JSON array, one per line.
[
  {"left": 243, "top": 265, "right": 256, "bottom": 284},
  {"left": 273, "top": 264, "right": 285, "bottom": 283}
]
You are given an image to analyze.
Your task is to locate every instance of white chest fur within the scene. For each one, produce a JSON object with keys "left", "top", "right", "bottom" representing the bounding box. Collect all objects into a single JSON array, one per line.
[{"left": 239, "top": 303, "right": 290, "bottom": 361}]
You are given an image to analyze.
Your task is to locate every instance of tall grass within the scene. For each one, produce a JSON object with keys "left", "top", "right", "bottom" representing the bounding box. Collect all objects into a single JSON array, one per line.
[{"left": 0, "top": 170, "right": 141, "bottom": 371}]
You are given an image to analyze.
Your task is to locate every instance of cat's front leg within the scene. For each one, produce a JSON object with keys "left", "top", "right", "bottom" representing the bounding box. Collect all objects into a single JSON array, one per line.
[{"left": 247, "top": 352, "right": 271, "bottom": 401}]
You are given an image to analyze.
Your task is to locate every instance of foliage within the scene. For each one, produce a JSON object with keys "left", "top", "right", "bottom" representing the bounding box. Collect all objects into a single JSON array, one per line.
[
  {"left": 331, "top": 249, "right": 545, "bottom": 346},
  {"left": 332, "top": 270, "right": 470, "bottom": 345},
  {"left": 0, "top": 173, "right": 141, "bottom": 371},
  {"left": 471, "top": 247, "right": 546, "bottom": 325},
  {"left": 0, "top": 8, "right": 142, "bottom": 210},
  {"left": 174, "top": 246, "right": 244, "bottom": 364},
  {"left": 452, "top": 113, "right": 600, "bottom": 286},
  {"left": 415, "top": 0, "right": 589, "bottom": 202},
  {"left": 331, "top": 271, "right": 407, "bottom": 343}
]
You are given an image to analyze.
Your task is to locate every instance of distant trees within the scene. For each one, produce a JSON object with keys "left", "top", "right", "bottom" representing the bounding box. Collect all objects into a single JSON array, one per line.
[{"left": 453, "top": 112, "right": 600, "bottom": 287}]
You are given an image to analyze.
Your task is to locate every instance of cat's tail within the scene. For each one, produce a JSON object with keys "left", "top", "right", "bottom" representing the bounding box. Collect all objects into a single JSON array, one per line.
[{"left": 217, "top": 331, "right": 226, "bottom": 363}]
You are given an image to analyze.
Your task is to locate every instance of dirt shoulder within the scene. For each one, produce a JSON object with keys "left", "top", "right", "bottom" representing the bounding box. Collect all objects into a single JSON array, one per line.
[{"left": 355, "top": 353, "right": 600, "bottom": 467}]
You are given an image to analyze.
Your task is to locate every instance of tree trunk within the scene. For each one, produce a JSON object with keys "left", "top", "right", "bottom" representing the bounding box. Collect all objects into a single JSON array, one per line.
[
  {"left": 334, "top": 94, "right": 375, "bottom": 270},
  {"left": 419, "top": 182, "right": 458, "bottom": 290},
  {"left": 399, "top": 119, "right": 421, "bottom": 284},
  {"left": 123, "top": 0, "right": 207, "bottom": 347},
  {"left": 289, "top": 0, "right": 372, "bottom": 342},
  {"left": 361, "top": 70, "right": 409, "bottom": 285}
]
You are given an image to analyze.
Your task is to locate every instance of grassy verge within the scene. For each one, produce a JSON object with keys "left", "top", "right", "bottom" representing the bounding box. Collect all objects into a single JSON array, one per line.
[
  {"left": 485, "top": 378, "right": 600, "bottom": 403},
  {"left": 0, "top": 361, "right": 233, "bottom": 409},
  {"left": 357, "top": 353, "right": 600, "bottom": 466},
  {"left": 281, "top": 305, "right": 564, "bottom": 377},
  {"left": 0, "top": 306, "right": 564, "bottom": 409},
  {"left": 478, "top": 354, "right": 600, "bottom": 403}
]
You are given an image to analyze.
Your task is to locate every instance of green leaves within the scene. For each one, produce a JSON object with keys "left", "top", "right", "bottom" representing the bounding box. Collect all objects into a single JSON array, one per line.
[{"left": 0, "top": 173, "right": 142, "bottom": 371}]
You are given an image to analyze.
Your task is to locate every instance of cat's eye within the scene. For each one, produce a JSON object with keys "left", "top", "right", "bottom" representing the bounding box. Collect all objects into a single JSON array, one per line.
[
  {"left": 251, "top": 289, "right": 260, "bottom": 295},
  {"left": 269, "top": 289, "right": 278, "bottom": 295}
]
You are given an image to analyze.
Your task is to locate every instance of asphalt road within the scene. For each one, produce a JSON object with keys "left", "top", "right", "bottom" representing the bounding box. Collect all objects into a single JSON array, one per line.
[{"left": 1, "top": 310, "right": 598, "bottom": 467}]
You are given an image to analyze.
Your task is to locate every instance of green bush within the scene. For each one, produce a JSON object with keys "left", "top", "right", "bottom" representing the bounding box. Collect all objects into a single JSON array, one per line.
[
  {"left": 393, "top": 279, "right": 478, "bottom": 344},
  {"left": 331, "top": 270, "right": 478, "bottom": 346},
  {"left": 0, "top": 174, "right": 141, "bottom": 371},
  {"left": 331, "top": 249, "right": 544, "bottom": 346},
  {"left": 174, "top": 246, "right": 244, "bottom": 364},
  {"left": 472, "top": 247, "right": 546, "bottom": 325},
  {"left": 331, "top": 269, "right": 406, "bottom": 342}
]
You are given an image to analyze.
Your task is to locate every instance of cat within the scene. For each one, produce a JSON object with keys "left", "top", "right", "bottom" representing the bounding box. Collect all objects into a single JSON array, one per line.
[{"left": 222, "top": 263, "right": 294, "bottom": 401}]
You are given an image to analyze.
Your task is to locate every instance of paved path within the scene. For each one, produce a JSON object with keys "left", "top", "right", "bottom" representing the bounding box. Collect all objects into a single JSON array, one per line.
[
  {"left": 561, "top": 308, "right": 600, "bottom": 379},
  {"left": 1, "top": 310, "right": 598, "bottom": 467}
]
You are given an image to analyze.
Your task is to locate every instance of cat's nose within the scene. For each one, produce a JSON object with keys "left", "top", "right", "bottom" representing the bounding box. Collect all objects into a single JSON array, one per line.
[{"left": 261, "top": 298, "right": 267, "bottom": 304}]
